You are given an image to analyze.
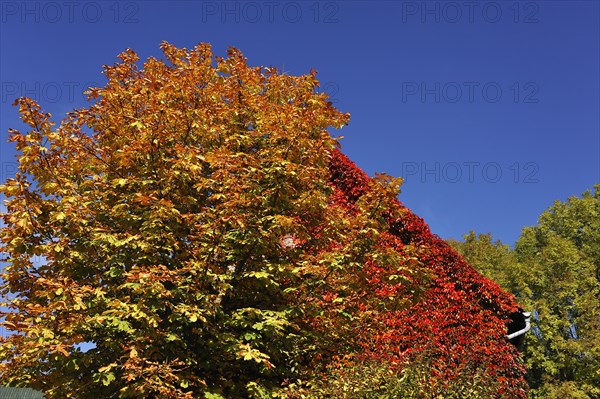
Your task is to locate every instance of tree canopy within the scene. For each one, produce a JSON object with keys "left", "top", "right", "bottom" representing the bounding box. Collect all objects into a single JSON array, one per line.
[
  {"left": 450, "top": 185, "right": 600, "bottom": 398},
  {"left": 1, "top": 42, "right": 527, "bottom": 398}
]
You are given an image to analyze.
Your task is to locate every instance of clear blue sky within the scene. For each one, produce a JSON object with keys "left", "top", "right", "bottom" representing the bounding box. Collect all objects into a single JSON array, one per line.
[{"left": 1, "top": 0, "right": 598, "bottom": 246}]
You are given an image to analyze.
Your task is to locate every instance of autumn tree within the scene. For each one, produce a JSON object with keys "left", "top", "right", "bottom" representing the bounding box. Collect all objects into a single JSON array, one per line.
[
  {"left": 0, "top": 41, "right": 531, "bottom": 398},
  {"left": 312, "top": 153, "right": 528, "bottom": 399},
  {"left": 0, "top": 42, "right": 424, "bottom": 398}
]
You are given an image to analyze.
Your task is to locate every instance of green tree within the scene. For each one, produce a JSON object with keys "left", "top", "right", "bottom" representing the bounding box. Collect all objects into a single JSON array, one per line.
[
  {"left": 515, "top": 185, "right": 600, "bottom": 398},
  {"left": 447, "top": 231, "right": 518, "bottom": 293},
  {"left": 449, "top": 185, "right": 600, "bottom": 398}
]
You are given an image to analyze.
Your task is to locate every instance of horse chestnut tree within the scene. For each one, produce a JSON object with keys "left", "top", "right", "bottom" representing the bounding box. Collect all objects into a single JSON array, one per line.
[{"left": 0, "top": 42, "right": 527, "bottom": 398}]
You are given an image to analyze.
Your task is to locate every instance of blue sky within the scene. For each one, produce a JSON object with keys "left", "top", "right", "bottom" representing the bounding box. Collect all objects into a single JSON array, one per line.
[{"left": 0, "top": 0, "right": 598, "bottom": 246}]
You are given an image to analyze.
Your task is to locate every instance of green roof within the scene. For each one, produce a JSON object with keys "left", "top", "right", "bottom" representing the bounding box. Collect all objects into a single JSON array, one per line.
[{"left": 0, "top": 387, "right": 44, "bottom": 399}]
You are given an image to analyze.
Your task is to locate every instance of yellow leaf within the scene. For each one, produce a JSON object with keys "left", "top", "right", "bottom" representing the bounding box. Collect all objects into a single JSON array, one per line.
[
  {"left": 130, "top": 120, "right": 145, "bottom": 130},
  {"left": 130, "top": 348, "right": 138, "bottom": 358},
  {"left": 112, "top": 178, "right": 128, "bottom": 187}
]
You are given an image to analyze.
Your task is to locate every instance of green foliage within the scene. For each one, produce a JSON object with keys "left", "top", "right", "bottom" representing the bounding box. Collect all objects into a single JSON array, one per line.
[
  {"left": 447, "top": 231, "right": 518, "bottom": 293},
  {"left": 291, "top": 355, "right": 508, "bottom": 399},
  {"left": 449, "top": 185, "right": 600, "bottom": 399}
]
